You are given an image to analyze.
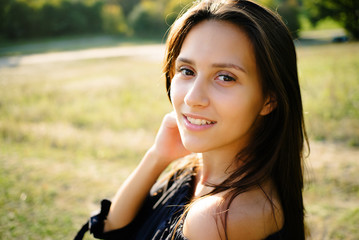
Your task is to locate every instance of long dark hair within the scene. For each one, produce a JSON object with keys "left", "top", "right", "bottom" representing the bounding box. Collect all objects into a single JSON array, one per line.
[{"left": 164, "top": 0, "right": 308, "bottom": 239}]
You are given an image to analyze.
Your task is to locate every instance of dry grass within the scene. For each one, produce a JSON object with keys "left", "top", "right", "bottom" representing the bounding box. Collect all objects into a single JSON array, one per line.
[
  {"left": 0, "top": 42, "right": 358, "bottom": 239},
  {"left": 305, "top": 142, "right": 359, "bottom": 239}
]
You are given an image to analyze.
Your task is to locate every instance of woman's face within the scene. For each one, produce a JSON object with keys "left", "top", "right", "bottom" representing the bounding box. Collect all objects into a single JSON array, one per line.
[{"left": 170, "top": 20, "right": 271, "bottom": 156}]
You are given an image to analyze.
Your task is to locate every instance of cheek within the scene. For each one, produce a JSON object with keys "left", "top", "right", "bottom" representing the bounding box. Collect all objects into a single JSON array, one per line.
[
  {"left": 221, "top": 91, "right": 263, "bottom": 123},
  {"left": 170, "top": 78, "right": 185, "bottom": 108}
]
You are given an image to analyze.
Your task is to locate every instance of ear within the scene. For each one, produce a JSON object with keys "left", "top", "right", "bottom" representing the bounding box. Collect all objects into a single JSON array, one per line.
[{"left": 260, "top": 94, "right": 277, "bottom": 116}]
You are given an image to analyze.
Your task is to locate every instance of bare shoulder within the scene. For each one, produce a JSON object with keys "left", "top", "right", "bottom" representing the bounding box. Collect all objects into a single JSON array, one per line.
[
  {"left": 183, "top": 195, "right": 224, "bottom": 240},
  {"left": 183, "top": 184, "right": 283, "bottom": 240},
  {"left": 226, "top": 185, "right": 284, "bottom": 239}
]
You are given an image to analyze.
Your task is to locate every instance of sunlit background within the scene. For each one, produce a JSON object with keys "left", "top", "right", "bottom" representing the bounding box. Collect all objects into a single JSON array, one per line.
[{"left": 0, "top": 0, "right": 358, "bottom": 239}]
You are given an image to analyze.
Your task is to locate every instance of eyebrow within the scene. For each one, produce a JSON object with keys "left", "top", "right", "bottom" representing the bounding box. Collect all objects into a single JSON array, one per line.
[
  {"left": 212, "top": 63, "right": 247, "bottom": 73},
  {"left": 176, "top": 57, "right": 247, "bottom": 73}
]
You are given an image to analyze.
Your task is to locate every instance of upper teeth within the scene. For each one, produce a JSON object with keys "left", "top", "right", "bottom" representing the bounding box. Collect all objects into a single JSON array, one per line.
[{"left": 187, "top": 116, "right": 213, "bottom": 125}]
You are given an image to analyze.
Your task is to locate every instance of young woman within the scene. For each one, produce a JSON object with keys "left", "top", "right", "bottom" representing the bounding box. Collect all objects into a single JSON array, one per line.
[{"left": 75, "top": 0, "right": 308, "bottom": 239}]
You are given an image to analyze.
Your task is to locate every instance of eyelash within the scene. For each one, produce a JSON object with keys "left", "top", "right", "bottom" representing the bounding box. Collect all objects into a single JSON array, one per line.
[
  {"left": 217, "top": 74, "right": 236, "bottom": 82},
  {"left": 176, "top": 66, "right": 237, "bottom": 82},
  {"left": 178, "top": 67, "right": 194, "bottom": 76}
]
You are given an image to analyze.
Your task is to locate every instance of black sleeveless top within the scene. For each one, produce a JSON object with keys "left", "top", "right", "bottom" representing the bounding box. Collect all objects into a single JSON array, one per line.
[{"left": 88, "top": 169, "right": 283, "bottom": 240}]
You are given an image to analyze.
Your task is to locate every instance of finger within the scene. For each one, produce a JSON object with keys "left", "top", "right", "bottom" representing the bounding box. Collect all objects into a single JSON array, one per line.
[{"left": 163, "top": 112, "right": 178, "bottom": 129}]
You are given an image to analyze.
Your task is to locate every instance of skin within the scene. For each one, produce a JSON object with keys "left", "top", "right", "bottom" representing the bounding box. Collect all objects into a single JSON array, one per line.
[
  {"left": 171, "top": 20, "right": 282, "bottom": 239},
  {"left": 171, "top": 20, "right": 272, "bottom": 185},
  {"left": 104, "top": 112, "right": 190, "bottom": 231},
  {"left": 104, "top": 20, "right": 283, "bottom": 239}
]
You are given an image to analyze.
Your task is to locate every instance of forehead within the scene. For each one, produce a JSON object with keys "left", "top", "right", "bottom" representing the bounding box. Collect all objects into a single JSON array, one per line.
[{"left": 176, "top": 20, "right": 257, "bottom": 76}]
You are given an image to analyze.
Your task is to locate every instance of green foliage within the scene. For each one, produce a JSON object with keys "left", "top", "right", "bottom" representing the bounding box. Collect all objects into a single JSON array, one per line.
[
  {"left": 261, "top": 0, "right": 301, "bottom": 39},
  {"left": 0, "top": 0, "right": 173, "bottom": 40},
  {"left": 101, "top": 4, "right": 128, "bottom": 35},
  {"left": 277, "top": 2, "right": 301, "bottom": 39},
  {"left": 256, "top": 0, "right": 275, "bottom": 7},
  {"left": 0, "top": 0, "right": 308, "bottom": 41},
  {"left": 303, "top": 0, "right": 359, "bottom": 39},
  {"left": 0, "top": 0, "right": 103, "bottom": 39},
  {"left": 128, "top": 1, "right": 167, "bottom": 38},
  {"left": 115, "top": 0, "right": 141, "bottom": 17},
  {"left": 164, "top": 0, "right": 193, "bottom": 26},
  {"left": 299, "top": 15, "right": 342, "bottom": 32},
  {"left": 1, "top": 0, "right": 36, "bottom": 39}
]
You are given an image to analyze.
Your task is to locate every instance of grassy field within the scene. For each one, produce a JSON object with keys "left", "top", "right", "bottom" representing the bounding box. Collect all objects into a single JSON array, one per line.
[
  {"left": 297, "top": 42, "right": 359, "bottom": 146},
  {"left": 0, "top": 40, "right": 358, "bottom": 239}
]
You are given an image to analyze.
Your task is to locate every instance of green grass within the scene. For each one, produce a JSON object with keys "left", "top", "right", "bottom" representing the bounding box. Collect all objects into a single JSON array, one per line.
[
  {"left": 297, "top": 42, "right": 359, "bottom": 146},
  {"left": 304, "top": 143, "right": 359, "bottom": 239},
  {"left": 0, "top": 40, "right": 358, "bottom": 239},
  {"left": 0, "top": 56, "right": 171, "bottom": 239}
]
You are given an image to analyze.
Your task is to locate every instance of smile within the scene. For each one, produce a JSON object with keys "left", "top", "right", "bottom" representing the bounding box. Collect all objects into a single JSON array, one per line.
[
  {"left": 183, "top": 114, "right": 217, "bottom": 129},
  {"left": 186, "top": 116, "right": 215, "bottom": 125}
]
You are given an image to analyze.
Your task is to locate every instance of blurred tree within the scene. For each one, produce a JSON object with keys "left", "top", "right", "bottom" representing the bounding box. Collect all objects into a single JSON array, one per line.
[
  {"left": 62, "top": 1, "right": 89, "bottom": 33},
  {"left": 40, "top": 1, "right": 93, "bottom": 35},
  {"left": 164, "top": 0, "right": 193, "bottom": 26},
  {"left": 0, "top": 0, "right": 12, "bottom": 38},
  {"left": 277, "top": 0, "right": 301, "bottom": 38},
  {"left": 258, "top": 0, "right": 301, "bottom": 39},
  {"left": 0, "top": 0, "right": 104, "bottom": 39},
  {"left": 128, "top": 1, "right": 167, "bottom": 38},
  {"left": 118, "top": 0, "right": 141, "bottom": 17},
  {"left": 101, "top": 4, "right": 128, "bottom": 35},
  {"left": 2, "top": 0, "right": 37, "bottom": 39},
  {"left": 257, "top": 0, "right": 276, "bottom": 7},
  {"left": 40, "top": 3, "right": 64, "bottom": 35},
  {"left": 84, "top": 1, "right": 103, "bottom": 33},
  {"left": 303, "top": 0, "right": 359, "bottom": 39}
]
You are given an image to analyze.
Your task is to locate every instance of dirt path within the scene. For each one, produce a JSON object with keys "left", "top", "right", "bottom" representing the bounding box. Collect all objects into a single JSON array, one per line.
[{"left": 0, "top": 44, "right": 166, "bottom": 67}]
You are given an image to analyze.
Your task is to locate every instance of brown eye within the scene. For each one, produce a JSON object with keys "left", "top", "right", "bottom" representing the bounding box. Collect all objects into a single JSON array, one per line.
[
  {"left": 180, "top": 68, "right": 195, "bottom": 76},
  {"left": 218, "top": 74, "right": 236, "bottom": 82}
]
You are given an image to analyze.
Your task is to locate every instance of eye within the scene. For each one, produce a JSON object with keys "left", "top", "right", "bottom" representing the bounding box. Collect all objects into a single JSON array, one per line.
[
  {"left": 179, "top": 67, "right": 195, "bottom": 76},
  {"left": 217, "top": 74, "right": 236, "bottom": 82}
]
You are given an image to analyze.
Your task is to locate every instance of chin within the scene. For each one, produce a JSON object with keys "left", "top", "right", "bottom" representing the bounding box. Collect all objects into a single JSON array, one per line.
[{"left": 182, "top": 139, "right": 210, "bottom": 154}]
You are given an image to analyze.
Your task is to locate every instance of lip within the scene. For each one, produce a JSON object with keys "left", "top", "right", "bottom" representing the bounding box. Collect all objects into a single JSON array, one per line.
[{"left": 182, "top": 113, "right": 216, "bottom": 131}]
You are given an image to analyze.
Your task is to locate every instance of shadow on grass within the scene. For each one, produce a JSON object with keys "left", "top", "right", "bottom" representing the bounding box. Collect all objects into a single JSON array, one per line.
[
  {"left": 0, "top": 34, "right": 163, "bottom": 57},
  {"left": 1, "top": 29, "right": 353, "bottom": 58}
]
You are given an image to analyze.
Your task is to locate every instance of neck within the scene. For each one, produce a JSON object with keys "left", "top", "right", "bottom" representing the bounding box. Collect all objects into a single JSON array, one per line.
[{"left": 194, "top": 149, "right": 240, "bottom": 197}]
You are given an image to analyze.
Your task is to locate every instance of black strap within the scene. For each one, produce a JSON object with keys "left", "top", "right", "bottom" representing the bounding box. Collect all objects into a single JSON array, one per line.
[
  {"left": 74, "top": 199, "right": 112, "bottom": 240},
  {"left": 74, "top": 221, "right": 89, "bottom": 240}
]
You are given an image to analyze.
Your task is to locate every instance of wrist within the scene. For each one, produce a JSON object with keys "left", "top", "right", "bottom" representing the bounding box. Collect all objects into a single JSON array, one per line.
[{"left": 142, "top": 147, "right": 172, "bottom": 174}]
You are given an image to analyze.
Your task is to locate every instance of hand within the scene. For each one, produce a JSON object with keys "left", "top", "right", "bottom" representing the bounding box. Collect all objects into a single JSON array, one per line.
[
  {"left": 149, "top": 112, "right": 191, "bottom": 167},
  {"left": 105, "top": 112, "right": 190, "bottom": 231}
]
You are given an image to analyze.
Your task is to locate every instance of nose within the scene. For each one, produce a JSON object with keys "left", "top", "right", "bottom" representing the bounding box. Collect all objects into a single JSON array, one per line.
[{"left": 184, "top": 75, "right": 210, "bottom": 108}]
